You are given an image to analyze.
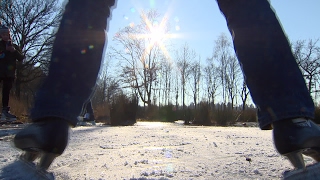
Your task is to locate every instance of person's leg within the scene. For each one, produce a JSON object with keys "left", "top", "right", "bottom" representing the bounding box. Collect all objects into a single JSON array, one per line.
[
  {"left": 216, "top": 0, "right": 314, "bottom": 129},
  {"left": 14, "top": 0, "right": 116, "bottom": 169},
  {"left": 84, "top": 101, "right": 95, "bottom": 121},
  {"left": 77, "top": 99, "right": 95, "bottom": 126},
  {"left": 30, "top": 0, "right": 115, "bottom": 126},
  {"left": 1, "top": 77, "right": 16, "bottom": 120},
  {"left": 1, "top": 77, "right": 13, "bottom": 108},
  {"left": 216, "top": 0, "right": 320, "bottom": 169}
]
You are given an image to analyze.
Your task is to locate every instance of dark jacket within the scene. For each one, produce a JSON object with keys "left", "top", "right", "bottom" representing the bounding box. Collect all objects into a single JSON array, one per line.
[{"left": 0, "top": 40, "right": 24, "bottom": 78}]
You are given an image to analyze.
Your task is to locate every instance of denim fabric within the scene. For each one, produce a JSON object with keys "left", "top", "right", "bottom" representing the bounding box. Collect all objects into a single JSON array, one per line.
[
  {"left": 0, "top": 77, "right": 14, "bottom": 107},
  {"left": 30, "top": 0, "right": 116, "bottom": 126},
  {"left": 217, "top": 0, "right": 314, "bottom": 129}
]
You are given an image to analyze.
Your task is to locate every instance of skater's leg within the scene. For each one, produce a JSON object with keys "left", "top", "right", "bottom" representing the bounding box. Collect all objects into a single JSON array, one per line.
[
  {"left": 216, "top": 0, "right": 320, "bottom": 169},
  {"left": 14, "top": 0, "right": 117, "bottom": 169},
  {"left": 1, "top": 77, "right": 17, "bottom": 120},
  {"left": 1, "top": 77, "right": 13, "bottom": 108},
  {"left": 31, "top": 0, "right": 116, "bottom": 126},
  {"left": 77, "top": 98, "right": 95, "bottom": 126},
  {"left": 84, "top": 101, "right": 95, "bottom": 121},
  {"left": 77, "top": 85, "right": 96, "bottom": 124},
  {"left": 216, "top": 0, "right": 314, "bottom": 129}
]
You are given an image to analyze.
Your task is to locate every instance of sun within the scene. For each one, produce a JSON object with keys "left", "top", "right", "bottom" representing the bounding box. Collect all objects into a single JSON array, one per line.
[
  {"left": 127, "top": 11, "right": 180, "bottom": 61},
  {"left": 149, "top": 23, "right": 165, "bottom": 44},
  {"left": 139, "top": 12, "right": 174, "bottom": 59}
]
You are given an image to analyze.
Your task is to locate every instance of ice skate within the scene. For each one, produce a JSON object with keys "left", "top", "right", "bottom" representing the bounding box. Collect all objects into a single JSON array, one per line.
[
  {"left": 14, "top": 117, "right": 70, "bottom": 172},
  {"left": 18, "top": 150, "right": 55, "bottom": 180},
  {"left": 0, "top": 107, "right": 17, "bottom": 121},
  {"left": 77, "top": 113, "right": 96, "bottom": 126},
  {"left": 273, "top": 118, "right": 320, "bottom": 179}
]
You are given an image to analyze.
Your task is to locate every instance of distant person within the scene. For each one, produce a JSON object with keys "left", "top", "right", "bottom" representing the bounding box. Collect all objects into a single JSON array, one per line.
[
  {"left": 14, "top": 0, "right": 320, "bottom": 171},
  {"left": 77, "top": 100, "right": 96, "bottom": 126},
  {"left": 0, "top": 25, "right": 24, "bottom": 121}
]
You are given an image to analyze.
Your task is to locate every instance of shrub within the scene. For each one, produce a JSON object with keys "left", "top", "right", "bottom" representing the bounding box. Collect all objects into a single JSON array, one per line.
[
  {"left": 193, "top": 102, "right": 211, "bottom": 125},
  {"left": 110, "top": 95, "right": 137, "bottom": 126},
  {"left": 212, "top": 104, "right": 236, "bottom": 126},
  {"left": 237, "top": 108, "right": 257, "bottom": 122},
  {"left": 158, "top": 104, "right": 177, "bottom": 122}
]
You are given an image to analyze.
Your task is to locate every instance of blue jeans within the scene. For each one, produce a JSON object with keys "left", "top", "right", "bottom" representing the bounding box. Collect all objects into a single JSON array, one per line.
[
  {"left": 31, "top": 0, "right": 314, "bottom": 129},
  {"left": 0, "top": 77, "right": 14, "bottom": 108},
  {"left": 216, "top": 0, "right": 314, "bottom": 129},
  {"left": 30, "top": 0, "right": 116, "bottom": 126}
]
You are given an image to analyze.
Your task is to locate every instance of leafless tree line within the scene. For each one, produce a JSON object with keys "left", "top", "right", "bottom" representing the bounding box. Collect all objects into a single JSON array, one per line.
[
  {"left": 101, "top": 10, "right": 320, "bottom": 111},
  {"left": 103, "top": 10, "right": 252, "bottom": 111}
]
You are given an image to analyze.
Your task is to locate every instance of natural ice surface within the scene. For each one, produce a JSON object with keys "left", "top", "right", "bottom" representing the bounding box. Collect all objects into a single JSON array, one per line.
[{"left": 0, "top": 122, "right": 315, "bottom": 179}]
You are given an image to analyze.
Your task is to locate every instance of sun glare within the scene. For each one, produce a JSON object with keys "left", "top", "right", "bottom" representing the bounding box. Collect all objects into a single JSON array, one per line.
[
  {"left": 137, "top": 12, "right": 176, "bottom": 60},
  {"left": 126, "top": 9, "right": 182, "bottom": 61},
  {"left": 150, "top": 23, "right": 165, "bottom": 44}
]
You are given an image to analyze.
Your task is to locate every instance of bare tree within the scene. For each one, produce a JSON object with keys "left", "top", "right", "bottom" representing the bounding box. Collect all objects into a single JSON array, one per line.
[
  {"left": 94, "top": 74, "right": 121, "bottom": 106},
  {"left": 176, "top": 43, "right": 196, "bottom": 124},
  {"left": 111, "top": 10, "right": 169, "bottom": 108},
  {"left": 0, "top": 0, "right": 63, "bottom": 98},
  {"left": 173, "top": 70, "right": 179, "bottom": 108},
  {"left": 204, "top": 58, "right": 219, "bottom": 109},
  {"left": 293, "top": 39, "right": 320, "bottom": 96},
  {"left": 189, "top": 57, "right": 201, "bottom": 110},
  {"left": 240, "top": 80, "right": 250, "bottom": 111},
  {"left": 158, "top": 57, "right": 173, "bottom": 106},
  {"left": 212, "top": 33, "right": 232, "bottom": 105},
  {"left": 209, "top": 33, "right": 241, "bottom": 108},
  {"left": 225, "top": 55, "right": 241, "bottom": 109}
]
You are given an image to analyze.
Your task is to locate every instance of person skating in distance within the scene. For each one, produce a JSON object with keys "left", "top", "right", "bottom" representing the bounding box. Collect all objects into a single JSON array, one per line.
[{"left": 0, "top": 25, "right": 24, "bottom": 121}]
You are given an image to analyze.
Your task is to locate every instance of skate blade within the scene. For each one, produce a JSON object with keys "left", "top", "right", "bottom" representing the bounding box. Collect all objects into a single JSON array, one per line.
[
  {"left": 19, "top": 149, "right": 56, "bottom": 180},
  {"left": 20, "top": 150, "right": 40, "bottom": 162},
  {"left": 303, "top": 148, "right": 320, "bottom": 162},
  {"left": 39, "top": 152, "right": 59, "bottom": 170},
  {"left": 283, "top": 162, "right": 320, "bottom": 180},
  {"left": 20, "top": 148, "right": 59, "bottom": 170},
  {"left": 285, "top": 151, "right": 305, "bottom": 169},
  {"left": 19, "top": 158, "right": 55, "bottom": 180}
]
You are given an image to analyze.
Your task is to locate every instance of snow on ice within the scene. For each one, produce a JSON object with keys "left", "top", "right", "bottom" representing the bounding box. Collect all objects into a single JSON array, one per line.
[{"left": 0, "top": 122, "right": 316, "bottom": 179}]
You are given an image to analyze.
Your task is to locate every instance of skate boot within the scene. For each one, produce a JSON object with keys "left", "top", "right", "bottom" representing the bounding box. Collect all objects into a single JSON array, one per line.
[
  {"left": 273, "top": 118, "right": 320, "bottom": 169},
  {"left": 77, "top": 113, "right": 96, "bottom": 126},
  {"left": 14, "top": 117, "right": 70, "bottom": 170},
  {"left": 0, "top": 106, "right": 17, "bottom": 121}
]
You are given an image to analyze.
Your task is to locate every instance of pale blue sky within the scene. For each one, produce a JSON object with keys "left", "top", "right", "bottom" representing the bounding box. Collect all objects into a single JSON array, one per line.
[
  {"left": 106, "top": 0, "right": 320, "bottom": 61},
  {"left": 103, "top": 0, "right": 320, "bottom": 105}
]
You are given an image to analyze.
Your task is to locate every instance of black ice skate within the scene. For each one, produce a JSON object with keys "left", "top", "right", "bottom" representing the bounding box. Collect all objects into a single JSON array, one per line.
[
  {"left": 273, "top": 118, "right": 320, "bottom": 169},
  {"left": 0, "top": 106, "right": 17, "bottom": 121},
  {"left": 14, "top": 117, "right": 70, "bottom": 170}
]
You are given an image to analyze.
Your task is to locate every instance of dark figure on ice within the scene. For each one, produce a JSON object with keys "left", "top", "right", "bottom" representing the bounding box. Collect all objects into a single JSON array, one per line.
[
  {"left": 0, "top": 25, "right": 24, "bottom": 121},
  {"left": 13, "top": 0, "right": 320, "bottom": 175}
]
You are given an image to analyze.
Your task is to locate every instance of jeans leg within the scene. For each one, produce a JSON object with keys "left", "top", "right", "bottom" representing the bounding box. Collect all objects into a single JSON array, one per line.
[
  {"left": 1, "top": 78, "right": 13, "bottom": 108},
  {"left": 31, "top": 0, "right": 116, "bottom": 126},
  {"left": 216, "top": 0, "right": 314, "bottom": 129}
]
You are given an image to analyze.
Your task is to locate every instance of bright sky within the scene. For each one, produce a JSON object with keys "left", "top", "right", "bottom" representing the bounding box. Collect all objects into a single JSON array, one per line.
[
  {"left": 102, "top": 0, "right": 320, "bottom": 105},
  {"left": 106, "top": 0, "right": 320, "bottom": 62}
]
